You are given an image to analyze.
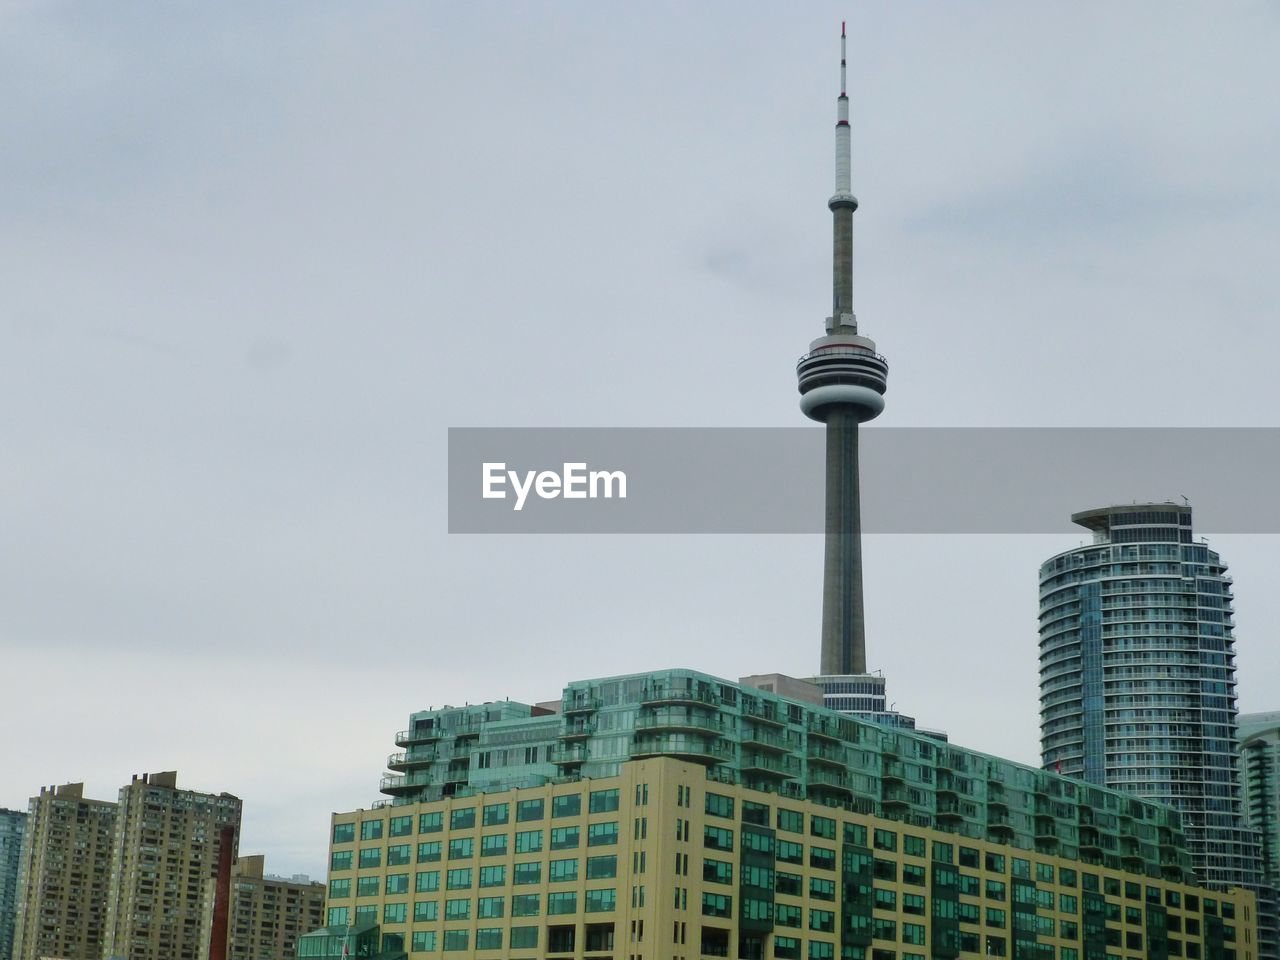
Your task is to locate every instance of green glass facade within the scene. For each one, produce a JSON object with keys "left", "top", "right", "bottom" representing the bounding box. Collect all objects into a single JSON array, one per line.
[
  {"left": 1239, "top": 712, "right": 1280, "bottom": 959},
  {"left": 381, "top": 669, "right": 1192, "bottom": 883}
]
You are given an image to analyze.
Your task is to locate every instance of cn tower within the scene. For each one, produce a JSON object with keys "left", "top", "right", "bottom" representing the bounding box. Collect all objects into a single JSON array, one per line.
[{"left": 797, "top": 23, "right": 889, "bottom": 679}]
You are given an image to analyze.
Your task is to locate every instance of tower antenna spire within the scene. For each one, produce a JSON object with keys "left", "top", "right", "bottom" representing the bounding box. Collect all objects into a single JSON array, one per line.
[{"left": 796, "top": 24, "right": 889, "bottom": 680}]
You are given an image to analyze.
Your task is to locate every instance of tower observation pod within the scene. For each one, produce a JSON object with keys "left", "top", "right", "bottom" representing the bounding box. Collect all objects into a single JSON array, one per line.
[{"left": 797, "top": 23, "right": 888, "bottom": 679}]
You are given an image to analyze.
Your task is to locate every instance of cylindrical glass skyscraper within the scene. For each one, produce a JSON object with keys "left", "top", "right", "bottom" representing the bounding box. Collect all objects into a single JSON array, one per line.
[{"left": 1039, "top": 504, "right": 1263, "bottom": 891}]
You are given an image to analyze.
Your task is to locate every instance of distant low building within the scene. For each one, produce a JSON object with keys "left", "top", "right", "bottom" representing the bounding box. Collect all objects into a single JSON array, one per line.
[{"left": 198, "top": 854, "right": 324, "bottom": 960}]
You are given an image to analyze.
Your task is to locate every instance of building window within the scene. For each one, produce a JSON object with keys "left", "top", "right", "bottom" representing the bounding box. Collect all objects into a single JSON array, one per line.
[
  {"left": 477, "top": 896, "right": 504, "bottom": 919},
  {"left": 873, "top": 828, "right": 897, "bottom": 852},
  {"left": 329, "top": 878, "right": 351, "bottom": 899},
  {"left": 587, "top": 855, "right": 617, "bottom": 879},
  {"left": 442, "top": 929, "right": 468, "bottom": 952},
  {"left": 444, "top": 898, "right": 470, "bottom": 920},
  {"left": 482, "top": 802, "right": 508, "bottom": 826},
  {"left": 810, "top": 815, "right": 836, "bottom": 840},
  {"left": 549, "top": 858, "right": 579, "bottom": 883},
  {"left": 386, "top": 873, "right": 409, "bottom": 894},
  {"left": 512, "top": 894, "right": 540, "bottom": 916},
  {"left": 777, "top": 840, "right": 803, "bottom": 864},
  {"left": 777, "top": 809, "right": 804, "bottom": 834},
  {"left": 389, "top": 815, "right": 413, "bottom": 837},
  {"left": 481, "top": 833, "right": 507, "bottom": 857},
  {"left": 704, "top": 825, "right": 734, "bottom": 851},
  {"left": 588, "top": 821, "right": 618, "bottom": 846},
  {"left": 410, "top": 930, "right": 436, "bottom": 952},
  {"left": 417, "top": 841, "right": 441, "bottom": 862},
  {"left": 387, "top": 844, "right": 411, "bottom": 866},
  {"left": 358, "top": 848, "right": 381, "bottom": 869},
  {"left": 383, "top": 902, "right": 406, "bottom": 925},
  {"left": 776, "top": 903, "right": 802, "bottom": 927},
  {"left": 809, "top": 877, "right": 835, "bottom": 901},
  {"left": 449, "top": 808, "right": 475, "bottom": 831},
  {"left": 510, "top": 927, "right": 538, "bottom": 949},
  {"left": 479, "top": 865, "right": 505, "bottom": 888},
  {"left": 551, "top": 826, "right": 580, "bottom": 850},
  {"left": 419, "top": 812, "right": 442, "bottom": 833},
  {"left": 475, "top": 928, "right": 502, "bottom": 951},
  {"left": 589, "top": 788, "right": 619, "bottom": 813},
  {"left": 327, "top": 906, "right": 349, "bottom": 927},
  {"left": 703, "top": 858, "right": 733, "bottom": 885},
  {"left": 703, "top": 892, "right": 732, "bottom": 918},
  {"left": 705, "top": 792, "right": 734, "bottom": 819},
  {"left": 445, "top": 868, "right": 471, "bottom": 890},
  {"left": 553, "top": 794, "right": 582, "bottom": 818},
  {"left": 810, "top": 846, "right": 836, "bottom": 871},
  {"left": 514, "top": 829, "right": 542, "bottom": 853},
  {"left": 332, "top": 823, "right": 355, "bottom": 845},
  {"left": 415, "top": 870, "right": 439, "bottom": 893},
  {"left": 548, "top": 891, "right": 577, "bottom": 915},
  {"left": 360, "top": 820, "right": 383, "bottom": 841},
  {"left": 844, "top": 823, "right": 867, "bottom": 846},
  {"left": 585, "top": 888, "right": 617, "bottom": 912},
  {"left": 516, "top": 799, "right": 544, "bottom": 822},
  {"left": 513, "top": 861, "right": 541, "bottom": 885},
  {"left": 447, "top": 837, "right": 473, "bottom": 860},
  {"left": 356, "top": 877, "right": 379, "bottom": 897}
]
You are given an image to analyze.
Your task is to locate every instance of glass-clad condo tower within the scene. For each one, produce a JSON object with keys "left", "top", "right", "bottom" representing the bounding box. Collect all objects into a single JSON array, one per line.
[{"left": 1039, "top": 504, "right": 1263, "bottom": 895}]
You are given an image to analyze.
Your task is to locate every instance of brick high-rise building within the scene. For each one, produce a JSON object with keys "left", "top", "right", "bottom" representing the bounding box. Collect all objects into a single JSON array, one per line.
[
  {"left": 11, "top": 783, "right": 117, "bottom": 960},
  {"left": 102, "top": 771, "right": 241, "bottom": 960}
]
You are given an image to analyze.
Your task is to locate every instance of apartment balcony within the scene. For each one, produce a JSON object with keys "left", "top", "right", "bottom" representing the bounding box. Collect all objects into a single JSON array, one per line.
[
  {"left": 631, "top": 735, "right": 732, "bottom": 765},
  {"left": 564, "top": 696, "right": 601, "bottom": 715},
  {"left": 807, "top": 769, "right": 854, "bottom": 796},
  {"left": 882, "top": 784, "right": 911, "bottom": 811},
  {"left": 741, "top": 701, "right": 787, "bottom": 727},
  {"left": 1034, "top": 817, "right": 1060, "bottom": 842},
  {"left": 559, "top": 721, "right": 596, "bottom": 741},
  {"left": 387, "top": 750, "right": 436, "bottom": 771},
  {"left": 549, "top": 743, "right": 589, "bottom": 766},
  {"left": 807, "top": 743, "right": 846, "bottom": 767},
  {"left": 395, "top": 726, "right": 442, "bottom": 747},
  {"left": 882, "top": 761, "right": 906, "bottom": 784},
  {"left": 635, "top": 712, "right": 725, "bottom": 736},
  {"left": 740, "top": 753, "right": 799, "bottom": 778},
  {"left": 380, "top": 773, "right": 428, "bottom": 797},
  {"left": 988, "top": 811, "right": 1015, "bottom": 837},
  {"left": 640, "top": 685, "right": 719, "bottom": 708},
  {"left": 806, "top": 718, "right": 844, "bottom": 743},
  {"left": 741, "top": 726, "right": 793, "bottom": 753},
  {"left": 936, "top": 798, "right": 965, "bottom": 823}
]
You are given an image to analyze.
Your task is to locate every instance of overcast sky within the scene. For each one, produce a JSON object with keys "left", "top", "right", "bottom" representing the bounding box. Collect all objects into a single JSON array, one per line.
[{"left": 3, "top": 2, "right": 1279, "bottom": 879}]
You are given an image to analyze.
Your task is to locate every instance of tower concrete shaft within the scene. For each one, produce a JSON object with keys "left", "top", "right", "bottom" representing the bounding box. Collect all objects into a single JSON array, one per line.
[
  {"left": 820, "top": 409, "right": 866, "bottom": 674},
  {"left": 797, "top": 24, "right": 888, "bottom": 677}
]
